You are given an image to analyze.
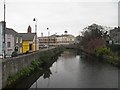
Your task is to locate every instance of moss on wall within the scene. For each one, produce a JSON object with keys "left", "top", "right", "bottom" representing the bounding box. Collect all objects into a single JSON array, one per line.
[{"left": 4, "top": 47, "right": 64, "bottom": 88}]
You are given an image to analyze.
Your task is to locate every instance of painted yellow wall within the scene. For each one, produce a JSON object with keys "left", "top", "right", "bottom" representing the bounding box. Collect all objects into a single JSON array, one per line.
[
  {"left": 22, "top": 41, "right": 29, "bottom": 53},
  {"left": 22, "top": 41, "right": 38, "bottom": 53}
]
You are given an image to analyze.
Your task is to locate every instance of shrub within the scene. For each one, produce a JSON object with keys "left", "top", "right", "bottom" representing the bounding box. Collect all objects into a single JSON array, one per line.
[{"left": 95, "top": 47, "right": 111, "bottom": 56}]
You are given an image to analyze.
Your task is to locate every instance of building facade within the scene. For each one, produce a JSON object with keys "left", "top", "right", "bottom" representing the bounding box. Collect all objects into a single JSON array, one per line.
[
  {"left": 38, "top": 34, "right": 75, "bottom": 48},
  {"left": 19, "top": 26, "right": 39, "bottom": 53},
  {"left": 0, "top": 21, "right": 22, "bottom": 57},
  {"left": 0, "top": 22, "right": 3, "bottom": 58},
  {"left": 5, "top": 28, "right": 22, "bottom": 56},
  {"left": 38, "top": 36, "right": 56, "bottom": 48},
  {"left": 110, "top": 27, "right": 120, "bottom": 45},
  {"left": 0, "top": 22, "right": 39, "bottom": 57},
  {"left": 56, "top": 34, "right": 75, "bottom": 45}
]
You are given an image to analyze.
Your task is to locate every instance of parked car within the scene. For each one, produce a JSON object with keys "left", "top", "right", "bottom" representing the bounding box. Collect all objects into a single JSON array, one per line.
[{"left": 40, "top": 44, "right": 49, "bottom": 49}]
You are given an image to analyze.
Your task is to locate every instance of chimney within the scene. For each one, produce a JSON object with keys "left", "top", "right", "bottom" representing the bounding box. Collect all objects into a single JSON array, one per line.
[
  {"left": 27, "top": 25, "right": 32, "bottom": 33},
  {"left": 41, "top": 33, "right": 43, "bottom": 37}
]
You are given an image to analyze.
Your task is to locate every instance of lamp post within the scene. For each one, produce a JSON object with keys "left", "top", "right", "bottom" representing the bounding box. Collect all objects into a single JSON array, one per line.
[
  {"left": 3, "top": 0, "right": 6, "bottom": 58},
  {"left": 47, "top": 27, "right": 49, "bottom": 48},
  {"left": 33, "top": 18, "right": 37, "bottom": 51}
]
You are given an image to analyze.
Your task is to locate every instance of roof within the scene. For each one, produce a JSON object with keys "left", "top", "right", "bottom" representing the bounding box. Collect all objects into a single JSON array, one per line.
[
  {"left": 19, "top": 33, "right": 36, "bottom": 41},
  {"left": 6, "top": 28, "right": 18, "bottom": 35},
  {"left": 61, "top": 34, "right": 75, "bottom": 37},
  {"left": 110, "top": 27, "right": 120, "bottom": 33}
]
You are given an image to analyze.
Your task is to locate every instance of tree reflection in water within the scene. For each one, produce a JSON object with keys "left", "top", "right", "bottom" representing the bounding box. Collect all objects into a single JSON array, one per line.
[
  {"left": 55, "top": 61, "right": 58, "bottom": 73},
  {"left": 43, "top": 68, "right": 52, "bottom": 79},
  {"left": 43, "top": 68, "right": 52, "bottom": 88}
]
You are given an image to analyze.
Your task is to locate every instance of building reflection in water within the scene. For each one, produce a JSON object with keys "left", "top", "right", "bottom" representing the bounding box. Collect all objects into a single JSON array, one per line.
[{"left": 61, "top": 51, "right": 76, "bottom": 59}]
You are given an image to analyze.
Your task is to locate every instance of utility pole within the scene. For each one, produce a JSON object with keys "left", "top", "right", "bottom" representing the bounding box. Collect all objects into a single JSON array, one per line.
[{"left": 3, "top": 0, "right": 6, "bottom": 58}]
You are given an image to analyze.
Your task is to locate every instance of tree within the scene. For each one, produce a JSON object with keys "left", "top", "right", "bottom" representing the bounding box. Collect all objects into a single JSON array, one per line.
[
  {"left": 81, "top": 24, "right": 105, "bottom": 42},
  {"left": 80, "top": 24, "right": 107, "bottom": 52}
]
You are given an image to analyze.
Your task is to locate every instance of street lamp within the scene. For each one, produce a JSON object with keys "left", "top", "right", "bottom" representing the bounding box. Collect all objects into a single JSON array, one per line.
[
  {"left": 47, "top": 27, "right": 49, "bottom": 47},
  {"left": 33, "top": 18, "right": 37, "bottom": 51},
  {"left": 3, "top": 0, "right": 6, "bottom": 58}
]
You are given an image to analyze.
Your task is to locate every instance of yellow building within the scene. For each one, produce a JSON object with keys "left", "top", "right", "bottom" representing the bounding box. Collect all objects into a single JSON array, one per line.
[{"left": 19, "top": 26, "right": 39, "bottom": 53}]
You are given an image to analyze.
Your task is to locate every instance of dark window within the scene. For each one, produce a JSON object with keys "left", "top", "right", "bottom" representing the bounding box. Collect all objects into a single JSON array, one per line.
[
  {"left": 7, "top": 42, "right": 11, "bottom": 48},
  {"left": 29, "top": 44, "right": 32, "bottom": 50}
]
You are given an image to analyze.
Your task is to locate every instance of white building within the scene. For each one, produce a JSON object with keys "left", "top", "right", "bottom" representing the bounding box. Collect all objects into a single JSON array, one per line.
[
  {"left": 56, "top": 34, "right": 75, "bottom": 45},
  {"left": 38, "top": 34, "right": 75, "bottom": 48}
]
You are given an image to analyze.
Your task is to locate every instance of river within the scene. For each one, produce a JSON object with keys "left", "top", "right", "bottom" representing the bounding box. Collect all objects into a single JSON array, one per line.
[{"left": 29, "top": 50, "right": 119, "bottom": 88}]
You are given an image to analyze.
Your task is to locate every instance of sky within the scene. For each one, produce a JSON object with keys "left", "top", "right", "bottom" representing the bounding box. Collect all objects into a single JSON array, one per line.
[{"left": 0, "top": 0, "right": 119, "bottom": 37}]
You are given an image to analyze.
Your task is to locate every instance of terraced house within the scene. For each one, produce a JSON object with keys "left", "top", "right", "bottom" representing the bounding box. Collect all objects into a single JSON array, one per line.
[
  {"left": 0, "top": 21, "right": 39, "bottom": 57},
  {"left": 5, "top": 28, "right": 22, "bottom": 57},
  {"left": 0, "top": 21, "right": 22, "bottom": 57}
]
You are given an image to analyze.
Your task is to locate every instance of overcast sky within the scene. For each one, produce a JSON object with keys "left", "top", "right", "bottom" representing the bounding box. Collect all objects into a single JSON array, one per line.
[{"left": 0, "top": 0, "right": 119, "bottom": 37}]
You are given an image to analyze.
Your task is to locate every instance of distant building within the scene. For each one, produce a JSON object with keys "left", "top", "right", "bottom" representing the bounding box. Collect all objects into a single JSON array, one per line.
[
  {"left": 38, "top": 34, "right": 75, "bottom": 48},
  {"left": 19, "top": 26, "right": 39, "bottom": 53},
  {"left": 56, "top": 34, "right": 75, "bottom": 45},
  {"left": 110, "top": 27, "right": 120, "bottom": 45},
  {"left": 38, "top": 33, "right": 56, "bottom": 49}
]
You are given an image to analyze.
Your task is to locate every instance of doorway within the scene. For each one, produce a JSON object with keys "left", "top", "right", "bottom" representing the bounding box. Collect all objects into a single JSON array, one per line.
[{"left": 29, "top": 44, "right": 32, "bottom": 51}]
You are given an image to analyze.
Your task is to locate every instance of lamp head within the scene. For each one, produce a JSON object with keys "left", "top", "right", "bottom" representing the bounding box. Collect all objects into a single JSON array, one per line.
[{"left": 33, "top": 18, "right": 36, "bottom": 21}]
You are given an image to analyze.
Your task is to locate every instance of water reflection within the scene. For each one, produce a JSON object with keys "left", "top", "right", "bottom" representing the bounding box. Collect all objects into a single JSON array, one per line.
[
  {"left": 30, "top": 50, "right": 118, "bottom": 88},
  {"left": 43, "top": 68, "right": 52, "bottom": 79},
  {"left": 55, "top": 61, "right": 58, "bottom": 73},
  {"left": 34, "top": 68, "right": 52, "bottom": 89},
  {"left": 61, "top": 50, "right": 76, "bottom": 59}
]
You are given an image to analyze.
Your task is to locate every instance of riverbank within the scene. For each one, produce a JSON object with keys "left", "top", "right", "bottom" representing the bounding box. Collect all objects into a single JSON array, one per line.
[
  {"left": 2, "top": 46, "right": 64, "bottom": 89},
  {"left": 78, "top": 47, "right": 120, "bottom": 67}
]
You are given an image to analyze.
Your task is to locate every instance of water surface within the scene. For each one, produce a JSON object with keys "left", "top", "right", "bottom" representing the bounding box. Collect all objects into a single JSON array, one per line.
[{"left": 30, "top": 50, "right": 118, "bottom": 88}]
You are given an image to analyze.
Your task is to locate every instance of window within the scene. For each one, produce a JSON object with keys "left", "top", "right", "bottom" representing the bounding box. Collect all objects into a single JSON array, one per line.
[
  {"left": 16, "top": 37, "right": 18, "bottom": 43},
  {"left": 20, "top": 36, "right": 22, "bottom": 43},
  {"left": 7, "top": 42, "right": 11, "bottom": 48},
  {"left": 7, "top": 34, "right": 11, "bottom": 40}
]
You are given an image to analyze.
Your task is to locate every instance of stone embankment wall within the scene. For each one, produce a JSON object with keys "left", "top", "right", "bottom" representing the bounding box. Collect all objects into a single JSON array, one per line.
[{"left": 2, "top": 47, "right": 63, "bottom": 88}]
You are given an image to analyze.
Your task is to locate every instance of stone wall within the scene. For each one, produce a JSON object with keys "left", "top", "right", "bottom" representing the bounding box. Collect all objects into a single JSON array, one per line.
[{"left": 2, "top": 48, "right": 52, "bottom": 88}]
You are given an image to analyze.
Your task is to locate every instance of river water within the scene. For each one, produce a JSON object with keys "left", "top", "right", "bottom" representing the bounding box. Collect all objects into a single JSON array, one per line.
[{"left": 30, "top": 50, "right": 119, "bottom": 88}]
